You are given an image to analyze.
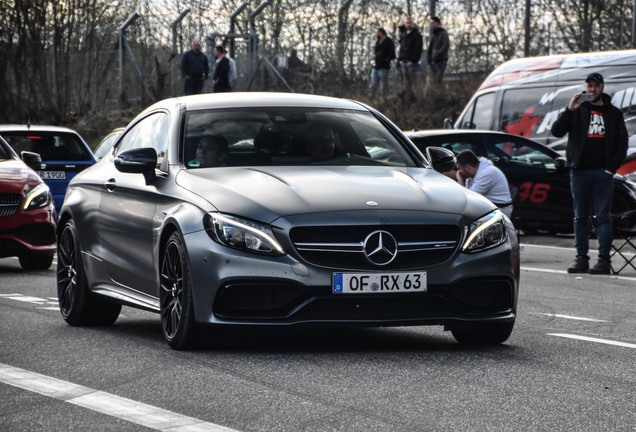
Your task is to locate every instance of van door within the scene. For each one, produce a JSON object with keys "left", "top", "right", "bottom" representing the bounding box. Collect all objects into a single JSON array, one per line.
[{"left": 457, "top": 92, "right": 497, "bottom": 130}]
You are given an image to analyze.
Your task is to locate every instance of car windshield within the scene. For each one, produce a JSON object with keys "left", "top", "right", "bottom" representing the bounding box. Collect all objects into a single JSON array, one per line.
[
  {"left": 94, "top": 131, "right": 123, "bottom": 159},
  {"left": 2, "top": 131, "right": 93, "bottom": 162},
  {"left": 183, "top": 108, "right": 416, "bottom": 168}
]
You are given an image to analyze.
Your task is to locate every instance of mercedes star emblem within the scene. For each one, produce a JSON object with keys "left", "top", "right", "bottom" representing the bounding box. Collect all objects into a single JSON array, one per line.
[{"left": 363, "top": 230, "right": 398, "bottom": 266}]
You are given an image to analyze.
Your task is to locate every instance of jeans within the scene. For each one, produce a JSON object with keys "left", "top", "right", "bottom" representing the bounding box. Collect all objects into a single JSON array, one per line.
[
  {"left": 399, "top": 60, "right": 419, "bottom": 100},
  {"left": 430, "top": 60, "right": 447, "bottom": 83},
  {"left": 369, "top": 68, "right": 390, "bottom": 98},
  {"left": 184, "top": 78, "right": 204, "bottom": 95},
  {"left": 570, "top": 168, "right": 614, "bottom": 259}
]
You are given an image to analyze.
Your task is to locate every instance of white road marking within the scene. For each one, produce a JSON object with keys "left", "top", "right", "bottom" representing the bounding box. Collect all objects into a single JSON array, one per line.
[
  {"left": 521, "top": 266, "right": 566, "bottom": 274},
  {"left": 2, "top": 295, "right": 49, "bottom": 304},
  {"left": 0, "top": 362, "right": 239, "bottom": 432},
  {"left": 1, "top": 293, "right": 59, "bottom": 309},
  {"left": 548, "top": 333, "right": 636, "bottom": 349},
  {"left": 520, "top": 266, "right": 636, "bottom": 281},
  {"left": 531, "top": 313, "right": 610, "bottom": 322}
]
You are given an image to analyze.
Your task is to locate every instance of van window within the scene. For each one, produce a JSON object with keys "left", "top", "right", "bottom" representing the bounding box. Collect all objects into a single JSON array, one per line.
[{"left": 461, "top": 93, "right": 495, "bottom": 129}]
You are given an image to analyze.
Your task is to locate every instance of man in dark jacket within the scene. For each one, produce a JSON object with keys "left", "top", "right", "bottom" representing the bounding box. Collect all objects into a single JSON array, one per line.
[
  {"left": 397, "top": 17, "right": 423, "bottom": 100},
  {"left": 427, "top": 16, "right": 450, "bottom": 83},
  {"left": 551, "top": 72, "right": 628, "bottom": 274},
  {"left": 180, "top": 39, "right": 209, "bottom": 95},
  {"left": 213, "top": 45, "right": 232, "bottom": 93},
  {"left": 369, "top": 27, "right": 396, "bottom": 99}
]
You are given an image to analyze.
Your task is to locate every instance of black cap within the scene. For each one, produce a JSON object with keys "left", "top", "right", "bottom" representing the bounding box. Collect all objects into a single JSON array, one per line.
[{"left": 586, "top": 72, "right": 604, "bottom": 85}]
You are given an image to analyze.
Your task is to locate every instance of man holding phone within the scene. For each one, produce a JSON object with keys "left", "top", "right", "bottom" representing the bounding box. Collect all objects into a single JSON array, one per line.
[{"left": 551, "top": 72, "right": 628, "bottom": 274}]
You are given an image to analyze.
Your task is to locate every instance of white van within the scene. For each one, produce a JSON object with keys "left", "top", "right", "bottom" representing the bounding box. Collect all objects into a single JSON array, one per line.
[{"left": 453, "top": 50, "right": 636, "bottom": 179}]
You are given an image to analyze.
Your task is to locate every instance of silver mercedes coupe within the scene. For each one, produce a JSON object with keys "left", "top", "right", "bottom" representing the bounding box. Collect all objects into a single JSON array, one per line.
[{"left": 56, "top": 93, "right": 520, "bottom": 349}]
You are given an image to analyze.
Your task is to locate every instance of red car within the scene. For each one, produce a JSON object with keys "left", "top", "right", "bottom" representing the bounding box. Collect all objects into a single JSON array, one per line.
[{"left": 0, "top": 136, "right": 56, "bottom": 270}]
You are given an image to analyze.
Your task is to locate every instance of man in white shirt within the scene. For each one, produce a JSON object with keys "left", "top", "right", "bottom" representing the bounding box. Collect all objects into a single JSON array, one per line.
[{"left": 456, "top": 149, "right": 513, "bottom": 219}]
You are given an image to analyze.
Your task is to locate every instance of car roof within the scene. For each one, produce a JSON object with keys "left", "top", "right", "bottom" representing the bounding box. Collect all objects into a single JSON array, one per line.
[
  {"left": 0, "top": 124, "right": 82, "bottom": 135},
  {"left": 144, "top": 92, "right": 369, "bottom": 113}
]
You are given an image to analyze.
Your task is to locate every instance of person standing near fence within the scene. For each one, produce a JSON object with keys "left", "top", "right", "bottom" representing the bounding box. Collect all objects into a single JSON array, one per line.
[
  {"left": 551, "top": 72, "right": 628, "bottom": 275},
  {"left": 427, "top": 16, "right": 450, "bottom": 83},
  {"left": 213, "top": 45, "right": 232, "bottom": 93},
  {"left": 180, "top": 39, "right": 209, "bottom": 95},
  {"left": 369, "top": 27, "right": 395, "bottom": 99},
  {"left": 397, "top": 17, "right": 423, "bottom": 100}
]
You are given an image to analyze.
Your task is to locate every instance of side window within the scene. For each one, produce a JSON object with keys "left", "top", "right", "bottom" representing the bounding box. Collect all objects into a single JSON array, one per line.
[
  {"left": 485, "top": 137, "right": 556, "bottom": 169},
  {"left": 465, "top": 93, "right": 495, "bottom": 130},
  {"left": 412, "top": 137, "right": 481, "bottom": 156},
  {"left": 116, "top": 113, "right": 169, "bottom": 168}
]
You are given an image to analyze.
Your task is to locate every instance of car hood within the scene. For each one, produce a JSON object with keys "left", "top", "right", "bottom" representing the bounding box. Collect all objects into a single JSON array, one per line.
[
  {"left": 0, "top": 159, "right": 41, "bottom": 194},
  {"left": 176, "top": 166, "right": 494, "bottom": 223}
]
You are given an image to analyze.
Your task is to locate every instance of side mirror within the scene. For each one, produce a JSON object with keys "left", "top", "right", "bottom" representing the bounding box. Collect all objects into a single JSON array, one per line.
[
  {"left": 426, "top": 146, "right": 457, "bottom": 173},
  {"left": 21, "top": 151, "right": 43, "bottom": 171},
  {"left": 461, "top": 121, "right": 476, "bottom": 130},
  {"left": 443, "top": 117, "right": 454, "bottom": 129},
  {"left": 555, "top": 157, "right": 567, "bottom": 171},
  {"left": 115, "top": 147, "right": 157, "bottom": 185}
]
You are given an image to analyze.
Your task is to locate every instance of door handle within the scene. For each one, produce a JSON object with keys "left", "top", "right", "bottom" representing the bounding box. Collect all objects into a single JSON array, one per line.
[{"left": 105, "top": 179, "right": 116, "bottom": 192}]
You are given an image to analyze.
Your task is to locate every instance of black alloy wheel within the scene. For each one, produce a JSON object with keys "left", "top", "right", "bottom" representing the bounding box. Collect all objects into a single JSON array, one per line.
[
  {"left": 56, "top": 219, "right": 121, "bottom": 326},
  {"left": 160, "top": 232, "right": 203, "bottom": 350}
]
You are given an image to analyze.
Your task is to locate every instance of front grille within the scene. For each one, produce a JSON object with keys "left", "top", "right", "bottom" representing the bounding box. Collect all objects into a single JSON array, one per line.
[
  {"left": 0, "top": 223, "right": 56, "bottom": 245},
  {"left": 290, "top": 224, "right": 461, "bottom": 270},
  {"left": 14, "top": 223, "right": 56, "bottom": 245},
  {"left": 0, "top": 193, "right": 21, "bottom": 217}
]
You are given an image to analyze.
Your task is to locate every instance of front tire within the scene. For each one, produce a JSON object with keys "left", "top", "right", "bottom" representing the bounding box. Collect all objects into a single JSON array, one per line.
[
  {"left": 19, "top": 254, "right": 53, "bottom": 271},
  {"left": 57, "top": 219, "right": 121, "bottom": 326},
  {"left": 451, "top": 321, "right": 514, "bottom": 345},
  {"left": 160, "top": 232, "right": 205, "bottom": 350}
]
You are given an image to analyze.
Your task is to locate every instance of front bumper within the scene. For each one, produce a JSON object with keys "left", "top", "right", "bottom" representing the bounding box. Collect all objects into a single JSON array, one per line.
[{"left": 185, "top": 221, "right": 520, "bottom": 327}]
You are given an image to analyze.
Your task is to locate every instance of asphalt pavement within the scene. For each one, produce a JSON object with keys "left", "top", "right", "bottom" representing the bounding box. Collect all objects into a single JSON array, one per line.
[{"left": 1, "top": 234, "right": 635, "bottom": 431}]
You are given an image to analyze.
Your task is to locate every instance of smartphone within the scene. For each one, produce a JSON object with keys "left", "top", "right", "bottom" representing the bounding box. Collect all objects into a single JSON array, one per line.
[{"left": 577, "top": 92, "right": 594, "bottom": 103}]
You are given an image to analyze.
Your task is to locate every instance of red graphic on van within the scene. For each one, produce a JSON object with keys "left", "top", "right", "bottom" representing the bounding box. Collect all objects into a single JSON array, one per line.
[{"left": 505, "top": 106, "right": 541, "bottom": 138}]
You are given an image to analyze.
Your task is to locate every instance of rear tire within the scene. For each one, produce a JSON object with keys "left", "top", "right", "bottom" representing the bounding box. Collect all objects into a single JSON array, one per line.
[
  {"left": 57, "top": 219, "right": 121, "bottom": 326},
  {"left": 19, "top": 254, "right": 53, "bottom": 271},
  {"left": 160, "top": 232, "right": 205, "bottom": 350},
  {"left": 451, "top": 321, "right": 514, "bottom": 345}
]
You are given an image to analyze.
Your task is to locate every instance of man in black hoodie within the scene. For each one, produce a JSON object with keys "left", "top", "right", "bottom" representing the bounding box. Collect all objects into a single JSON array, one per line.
[
  {"left": 397, "top": 17, "right": 422, "bottom": 100},
  {"left": 551, "top": 72, "right": 628, "bottom": 274}
]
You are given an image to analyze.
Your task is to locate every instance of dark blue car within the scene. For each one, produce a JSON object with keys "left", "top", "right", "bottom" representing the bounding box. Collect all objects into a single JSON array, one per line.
[{"left": 0, "top": 125, "right": 96, "bottom": 213}]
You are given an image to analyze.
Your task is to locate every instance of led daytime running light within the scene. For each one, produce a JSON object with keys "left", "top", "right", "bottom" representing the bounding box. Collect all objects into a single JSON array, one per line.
[
  {"left": 212, "top": 213, "right": 284, "bottom": 254},
  {"left": 462, "top": 210, "right": 504, "bottom": 251},
  {"left": 23, "top": 183, "right": 50, "bottom": 210}
]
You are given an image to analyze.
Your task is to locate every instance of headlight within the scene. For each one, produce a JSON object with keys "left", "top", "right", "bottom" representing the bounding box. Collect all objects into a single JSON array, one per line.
[
  {"left": 462, "top": 209, "right": 507, "bottom": 253},
  {"left": 204, "top": 213, "right": 285, "bottom": 256},
  {"left": 23, "top": 183, "right": 52, "bottom": 211}
]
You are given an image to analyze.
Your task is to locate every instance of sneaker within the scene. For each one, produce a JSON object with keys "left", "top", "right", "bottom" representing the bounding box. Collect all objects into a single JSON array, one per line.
[
  {"left": 589, "top": 258, "right": 611, "bottom": 275},
  {"left": 567, "top": 256, "right": 589, "bottom": 273}
]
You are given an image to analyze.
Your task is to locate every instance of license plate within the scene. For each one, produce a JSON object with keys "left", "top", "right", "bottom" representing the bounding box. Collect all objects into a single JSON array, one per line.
[
  {"left": 333, "top": 272, "right": 427, "bottom": 294},
  {"left": 39, "top": 171, "right": 66, "bottom": 180}
]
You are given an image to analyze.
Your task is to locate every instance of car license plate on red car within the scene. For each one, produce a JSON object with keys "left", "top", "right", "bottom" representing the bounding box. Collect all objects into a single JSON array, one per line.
[
  {"left": 333, "top": 272, "right": 427, "bottom": 294},
  {"left": 39, "top": 171, "right": 66, "bottom": 180}
]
